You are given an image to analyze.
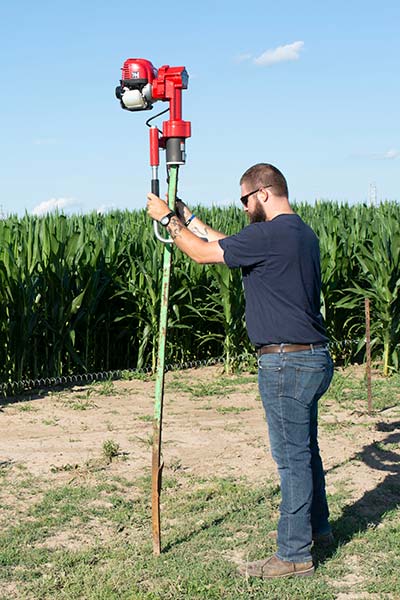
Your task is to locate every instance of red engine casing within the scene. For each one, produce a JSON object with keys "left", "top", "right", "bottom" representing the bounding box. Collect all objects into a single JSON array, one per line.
[{"left": 121, "top": 58, "right": 157, "bottom": 84}]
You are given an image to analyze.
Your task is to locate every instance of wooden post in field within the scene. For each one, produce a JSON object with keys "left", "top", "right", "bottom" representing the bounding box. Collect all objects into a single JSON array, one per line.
[{"left": 364, "top": 298, "right": 373, "bottom": 414}]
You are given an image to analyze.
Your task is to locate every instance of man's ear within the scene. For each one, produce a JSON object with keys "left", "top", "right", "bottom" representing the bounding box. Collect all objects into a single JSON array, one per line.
[{"left": 260, "top": 188, "right": 269, "bottom": 204}]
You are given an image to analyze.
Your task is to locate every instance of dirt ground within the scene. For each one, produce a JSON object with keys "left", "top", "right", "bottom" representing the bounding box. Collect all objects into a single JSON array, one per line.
[
  {"left": 1, "top": 365, "right": 400, "bottom": 600},
  {"left": 1, "top": 365, "right": 399, "bottom": 505}
]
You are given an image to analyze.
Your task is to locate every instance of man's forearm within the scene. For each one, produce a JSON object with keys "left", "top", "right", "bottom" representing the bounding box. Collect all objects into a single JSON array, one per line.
[
  {"left": 176, "top": 201, "right": 226, "bottom": 242},
  {"left": 167, "top": 215, "right": 225, "bottom": 264},
  {"left": 187, "top": 216, "right": 226, "bottom": 242},
  {"left": 147, "top": 193, "right": 226, "bottom": 262}
]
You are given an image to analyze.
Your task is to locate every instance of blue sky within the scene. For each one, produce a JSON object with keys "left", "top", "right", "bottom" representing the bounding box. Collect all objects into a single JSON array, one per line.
[{"left": 0, "top": 0, "right": 399, "bottom": 216}]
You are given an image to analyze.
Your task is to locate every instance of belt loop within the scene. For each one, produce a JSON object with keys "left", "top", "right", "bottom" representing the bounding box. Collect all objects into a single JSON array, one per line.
[
  {"left": 279, "top": 343, "right": 284, "bottom": 354},
  {"left": 310, "top": 343, "right": 314, "bottom": 354}
]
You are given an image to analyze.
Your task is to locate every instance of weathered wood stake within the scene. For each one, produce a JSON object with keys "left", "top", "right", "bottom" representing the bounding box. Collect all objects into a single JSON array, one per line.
[{"left": 364, "top": 297, "right": 373, "bottom": 414}]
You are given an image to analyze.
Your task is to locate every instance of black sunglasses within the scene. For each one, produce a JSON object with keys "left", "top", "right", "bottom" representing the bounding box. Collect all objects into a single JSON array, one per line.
[{"left": 240, "top": 185, "right": 272, "bottom": 206}]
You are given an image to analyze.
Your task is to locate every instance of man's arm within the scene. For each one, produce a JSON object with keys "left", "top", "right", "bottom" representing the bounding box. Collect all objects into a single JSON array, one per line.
[
  {"left": 147, "top": 193, "right": 226, "bottom": 264},
  {"left": 175, "top": 199, "right": 226, "bottom": 242}
]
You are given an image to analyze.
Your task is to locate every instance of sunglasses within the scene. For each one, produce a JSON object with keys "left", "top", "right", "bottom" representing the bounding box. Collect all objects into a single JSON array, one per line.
[{"left": 240, "top": 185, "right": 272, "bottom": 206}]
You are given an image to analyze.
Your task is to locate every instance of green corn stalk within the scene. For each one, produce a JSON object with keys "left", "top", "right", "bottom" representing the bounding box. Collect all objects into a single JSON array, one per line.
[
  {"left": 336, "top": 206, "right": 400, "bottom": 375},
  {"left": 1, "top": 202, "right": 400, "bottom": 384}
]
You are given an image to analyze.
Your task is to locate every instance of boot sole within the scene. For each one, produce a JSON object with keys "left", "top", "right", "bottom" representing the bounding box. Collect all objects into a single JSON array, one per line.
[{"left": 262, "top": 565, "right": 315, "bottom": 579}]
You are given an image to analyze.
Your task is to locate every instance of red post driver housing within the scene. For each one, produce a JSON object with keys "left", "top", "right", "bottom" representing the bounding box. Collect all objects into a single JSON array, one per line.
[
  {"left": 116, "top": 59, "right": 191, "bottom": 166},
  {"left": 151, "top": 66, "right": 191, "bottom": 140}
]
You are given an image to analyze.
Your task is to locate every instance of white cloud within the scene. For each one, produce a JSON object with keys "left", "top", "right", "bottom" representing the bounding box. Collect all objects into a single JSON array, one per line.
[
  {"left": 254, "top": 41, "right": 304, "bottom": 66},
  {"left": 97, "top": 203, "right": 117, "bottom": 214},
  {"left": 32, "top": 197, "right": 76, "bottom": 216},
  {"left": 383, "top": 148, "right": 400, "bottom": 159}
]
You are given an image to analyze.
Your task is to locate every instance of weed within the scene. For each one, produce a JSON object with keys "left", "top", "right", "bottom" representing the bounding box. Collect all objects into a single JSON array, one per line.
[
  {"left": 50, "top": 463, "right": 79, "bottom": 473},
  {"left": 102, "top": 440, "right": 120, "bottom": 463},
  {"left": 137, "top": 414, "right": 153, "bottom": 422},
  {"left": 70, "top": 400, "right": 96, "bottom": 411},
  {"left": 121, "top": 370, "right": 150, "bottom": 381},
  {"left": 93, "top": 380, "right": 115, "bottom": 396},
  {"left": 167, "top": 374, "right": 256, "bottom": 399},
  {"left": 216, "top": 406, "right": 251, "bottom": 414},
  {"left": 134, "top": 434, "right": 153, "bottom": 448},
  {"left": 17, "top": 403, "right": 38, "bottom": 413},
  {"left": 42, "top": 418, "right": 59, "bottom": 426}
]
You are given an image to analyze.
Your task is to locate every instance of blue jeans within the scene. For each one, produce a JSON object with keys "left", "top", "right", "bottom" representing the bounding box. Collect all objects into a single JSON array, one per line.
[{"left": 258, "top": 345, "right": 334, "bottom": 562}]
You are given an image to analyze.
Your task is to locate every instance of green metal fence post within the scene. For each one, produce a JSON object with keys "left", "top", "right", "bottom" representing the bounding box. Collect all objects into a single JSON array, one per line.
[{"left": 151, "top": 165, "right": 178, "bottom": 555}]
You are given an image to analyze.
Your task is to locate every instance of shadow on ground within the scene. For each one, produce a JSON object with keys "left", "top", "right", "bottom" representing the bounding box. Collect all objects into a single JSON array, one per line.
[{"left": 315, "top": 420, "right": 400, "bottom": 566}]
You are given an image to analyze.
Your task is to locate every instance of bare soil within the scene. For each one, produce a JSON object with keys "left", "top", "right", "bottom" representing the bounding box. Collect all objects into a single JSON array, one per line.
[
  {"left": 1, "top": 365, "right": 399, "bottom": 505},
  {"left": 1, "top": 365, "right": 400, "bottom": 599}
]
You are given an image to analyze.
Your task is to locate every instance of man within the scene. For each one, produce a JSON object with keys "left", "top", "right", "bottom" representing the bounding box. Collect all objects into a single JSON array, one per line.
[{"left": 147, "top": 163, "right": 334, "bottom": 579}]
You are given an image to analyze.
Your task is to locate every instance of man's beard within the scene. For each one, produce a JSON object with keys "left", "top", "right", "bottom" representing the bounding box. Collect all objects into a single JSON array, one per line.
[{"left": 248, "top": 201, "right": 266, "bottom": 223}]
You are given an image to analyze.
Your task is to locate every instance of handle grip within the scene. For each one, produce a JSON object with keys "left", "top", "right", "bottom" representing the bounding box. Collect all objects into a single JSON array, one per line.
[
  {"left": 153, "top": 220, "right": 173, "bottom": 244},
  {"left": 151, "top": 178, "right": 173, "bottom": 243}
]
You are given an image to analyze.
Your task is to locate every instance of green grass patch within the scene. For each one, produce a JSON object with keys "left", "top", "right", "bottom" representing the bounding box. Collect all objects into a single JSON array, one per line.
[
  {"left": 216, "top": 406, "right": 252, "bottom": 414},
  {"left": 321, "top": 369, "right": 400, "bottom": 414},
  {"left": 137, "top": 414, "right": 153, "bottom": 422},
  {"left": 167, "top": 373, "right": 257, "bottom": 399},
  {"left": 0, "top": 467, "right": 398, "bottom": 599}
]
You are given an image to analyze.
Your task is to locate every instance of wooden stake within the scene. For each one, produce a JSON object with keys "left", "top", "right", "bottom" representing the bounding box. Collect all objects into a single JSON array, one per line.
[{"left": 364, "top": 297, "right": 372, "bottom": 414}]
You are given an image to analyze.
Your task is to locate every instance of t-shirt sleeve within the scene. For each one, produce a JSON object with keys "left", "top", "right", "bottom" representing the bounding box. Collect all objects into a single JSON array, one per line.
[{"left": 218, "top": 223, "right": 268, "bottom": 268}]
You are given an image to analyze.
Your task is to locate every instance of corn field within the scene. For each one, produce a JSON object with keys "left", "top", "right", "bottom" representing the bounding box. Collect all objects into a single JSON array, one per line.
[{"left": 0, "top": 202, "right": 399, "bottom": 384}]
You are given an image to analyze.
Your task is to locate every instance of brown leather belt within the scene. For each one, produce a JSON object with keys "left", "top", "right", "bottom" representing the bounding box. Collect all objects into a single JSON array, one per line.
[{"left": 257, "top": 343, "right": 326, "bottom": 356}]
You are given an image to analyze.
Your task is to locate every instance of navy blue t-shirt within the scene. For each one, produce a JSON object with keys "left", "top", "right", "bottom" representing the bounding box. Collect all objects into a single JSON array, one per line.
[{"left": 218, "top": 214, "right": 328, "bottom": 347}]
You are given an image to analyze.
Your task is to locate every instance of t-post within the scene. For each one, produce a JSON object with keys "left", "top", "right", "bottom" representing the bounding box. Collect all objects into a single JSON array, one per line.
[{"left": 116, "top": 59, "right": 191, "bottom": 554}]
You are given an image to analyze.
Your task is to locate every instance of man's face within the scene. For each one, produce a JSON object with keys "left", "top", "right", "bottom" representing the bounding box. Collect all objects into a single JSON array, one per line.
[{"left": 240, "top": 185, "right": 266, "bottom": 223}]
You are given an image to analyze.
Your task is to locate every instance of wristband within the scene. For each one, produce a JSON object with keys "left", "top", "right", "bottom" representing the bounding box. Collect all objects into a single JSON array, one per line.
[{"left": 185, "top": 214, "right": 196, "bottom": 227}]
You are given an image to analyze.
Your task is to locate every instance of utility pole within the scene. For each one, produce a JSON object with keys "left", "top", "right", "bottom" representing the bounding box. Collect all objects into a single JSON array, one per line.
[{"left": 368, "top": 182, "right": 377, "bottom": 206}]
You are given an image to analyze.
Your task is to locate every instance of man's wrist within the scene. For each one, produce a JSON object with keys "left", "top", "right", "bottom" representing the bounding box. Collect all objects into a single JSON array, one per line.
[
  {"left": 159, "top": 211, "right": 176, "bottom": 226},
  {"left": 185, "top": 214, "right": 196, "bottom": 227}
]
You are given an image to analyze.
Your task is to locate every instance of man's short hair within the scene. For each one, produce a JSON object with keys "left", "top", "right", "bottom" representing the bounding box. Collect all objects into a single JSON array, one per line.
[{"left": 240, "top": 163, "right": 289, "bottom": 198}]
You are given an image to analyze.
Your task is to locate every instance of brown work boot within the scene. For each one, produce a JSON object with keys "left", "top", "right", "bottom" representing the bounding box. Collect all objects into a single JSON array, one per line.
[
  {"left": 238, "top": 554, "right": 314, "bottom": 579},
  {"left": 267, "top": 530, "right": 334, "bottom": 547}
]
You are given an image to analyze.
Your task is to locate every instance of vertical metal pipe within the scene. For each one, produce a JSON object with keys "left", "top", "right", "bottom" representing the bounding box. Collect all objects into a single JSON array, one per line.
[
  {"left": 365, "top": 297, "right": 373, "bottom": 414},
  {"left": 151, "top": 164, "right": 178, "bottom": 555}
]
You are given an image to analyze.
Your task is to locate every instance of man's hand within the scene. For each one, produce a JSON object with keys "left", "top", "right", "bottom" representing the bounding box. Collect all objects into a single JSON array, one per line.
[
  {"left": 147, "top": 192, "right": 225, "bottom": 264},
  {"left": 146, "top": 193, "right": 171, "bottom": 222},
  {"left": 175, "top": 198, "right": 191, "bottom": 222}
]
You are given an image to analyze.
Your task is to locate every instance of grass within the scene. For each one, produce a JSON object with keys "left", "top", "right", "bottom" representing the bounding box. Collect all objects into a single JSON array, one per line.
[
  {"left": 137, "top": 414, "right": 153, "bottom": 423},
  {"left": 42, "top": 418, "right": 59, "bottom": 426},
  {"left": 216, "top": 406, "right": 252, "bottom": 414},
  {"left": 167, "top": 373, "right": 257, "bottom": 399},
  {"left": 17, "top": 403, "right": 38, "bottom": 413},
  {"left": 320, "top": 368, "right": 400, "bottom": 414},
  {"left": 1, "top": 467, "right": 398, "bottom": 599},
  {"left": 0, "top": 366, "right": 399, "bottom": 599}
]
